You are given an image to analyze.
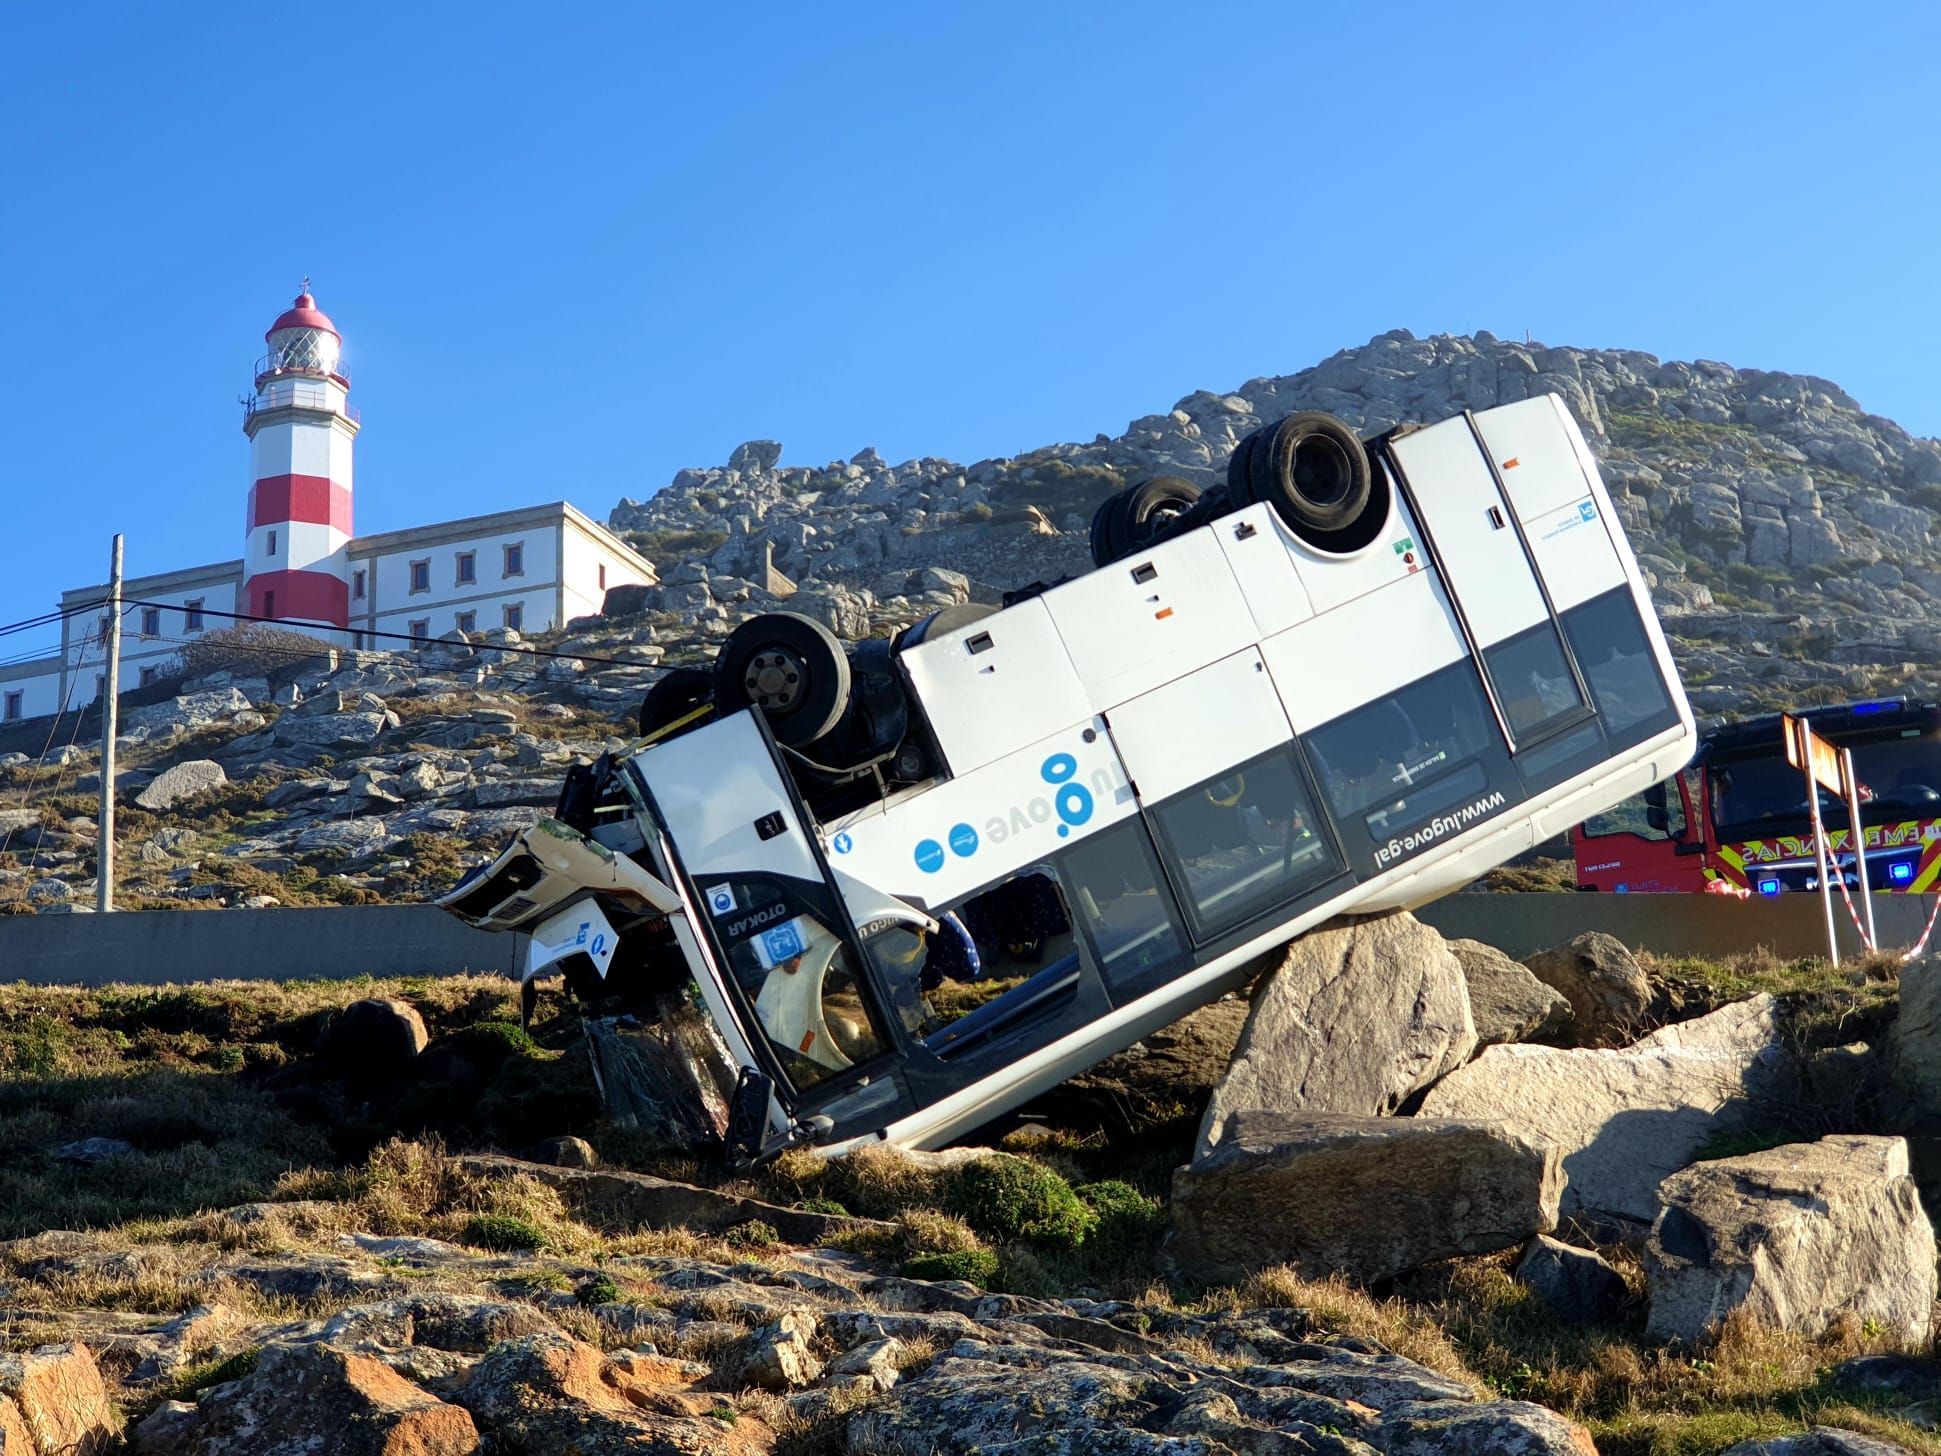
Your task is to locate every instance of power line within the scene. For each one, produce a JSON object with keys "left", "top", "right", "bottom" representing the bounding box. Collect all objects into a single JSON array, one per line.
[{"left": 123, "top": 598, "right": 670, "bottom": 671}]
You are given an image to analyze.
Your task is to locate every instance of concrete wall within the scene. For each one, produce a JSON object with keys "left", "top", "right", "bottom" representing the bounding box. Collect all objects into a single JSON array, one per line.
[
  {"left": 1416, "top": 890, "right": 1939, "bottom": 961},
  {"left": 0, "top": 905, "right": 524, "bottom": 988},
  {"left": 0, "top": 892, "right": 1925, "bottom": 990}
]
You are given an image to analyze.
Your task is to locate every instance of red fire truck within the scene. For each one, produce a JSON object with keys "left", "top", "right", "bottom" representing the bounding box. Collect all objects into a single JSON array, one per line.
[{"left": 1573, "top": 698, "right": 1941, "bottom": 894}]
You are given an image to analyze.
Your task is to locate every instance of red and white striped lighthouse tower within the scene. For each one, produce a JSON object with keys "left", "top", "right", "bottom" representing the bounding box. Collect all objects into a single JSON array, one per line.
[{"left": 241, "top": 285, "right": 359, "bottom": 632}]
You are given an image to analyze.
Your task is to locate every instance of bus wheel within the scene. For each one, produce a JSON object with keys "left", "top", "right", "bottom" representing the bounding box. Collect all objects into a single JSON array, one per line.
[
  {"left": 1089, "top": 477, "right": 1202, "bottom": 567},
  {"left": 639, "top": 665, "right": 715, "bottom": 740},
  {"left": 716, "top": 612, "right": 852, "bottom": 748},
  {"left": 1244, "top": 412, "right": 1373, "bottom": 541}
]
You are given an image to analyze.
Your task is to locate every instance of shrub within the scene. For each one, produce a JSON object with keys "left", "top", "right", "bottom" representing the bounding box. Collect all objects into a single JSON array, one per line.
[
  {"left": 724, "top": 1218, "right": 779, "bottom": 1249},
  {"left": 902, "top": 1249, "right": 1000, "bottom": 1287},
  {"left": 577, "top": 1273, "right": 621, "bottom": 1307},
  {"left": 177, "top": 623, "right": 337, "bottom": 680},
  {"left": 1074, "top": 1180, "right": 1164, "bottom": 1264},
  {"left": 793, "top": 1196, "right": 849, "bottom": 1216},
  {"left": 462, "top": 1213, "right": 548, "bottom": 1252},
  {"left": 947, "top": 1155, "right": 1094, "bottom": 1253}
]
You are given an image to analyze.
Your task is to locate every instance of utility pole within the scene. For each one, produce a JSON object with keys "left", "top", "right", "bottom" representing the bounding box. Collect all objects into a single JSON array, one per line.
[{"left": 96, "top": 534, "right": 123, "bottom": 914}]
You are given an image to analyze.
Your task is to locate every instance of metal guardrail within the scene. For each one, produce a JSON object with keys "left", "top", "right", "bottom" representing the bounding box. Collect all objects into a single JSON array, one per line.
[{"left": 244, "top": 381, "right": 360, "bottom": 424}]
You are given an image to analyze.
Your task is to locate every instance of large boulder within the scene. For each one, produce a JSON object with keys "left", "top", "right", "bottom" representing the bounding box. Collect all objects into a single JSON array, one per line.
[
  {"left": 1520, "top": 931, "right": 1653, "bottom": 1045},
  {"left": 1419, "top": 995, "right": 1797, "bottom": 1221},
  {"left": 0, "top": 1342, "right": 115, "bottom": 1455},
  {"left": 321, "top": 998, "right": 429, "bottom": 1075},
  {"left": 1170, "top": 1109, "right": 1563, "bottom": 1285},
  {"left": 1448, "top": 938, "right": 1572, "bottom": 1047},
  {"left": 1721, "top": 1429, "right": 1924, "bottom": 1456},
  {"left": 123, "top": 688, "right": 252, "bottom": 736},
  {"left": 1645, "top": 1135, "right": 1936, "bottom": 1345},
  {"left": 1891, "top": 952, "right": 1941, "bottom": 1123},
  {"left": 1197, "top": 912, "right": 1476, "bottom": 1158},
  {"left": 450, "top": 1330, "right": 768, "bottom": 1455},
  {"left": 179, "top": 1343, "right": 478, "bottom": 1455},
  {"left": 133, "top": 759, "right": 228, "bottom": 811}
]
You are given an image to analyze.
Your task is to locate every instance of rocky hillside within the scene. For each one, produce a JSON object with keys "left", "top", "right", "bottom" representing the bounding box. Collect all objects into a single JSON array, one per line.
[{"left": 612, "top": 330, "right": 1941, "bottom": 717}]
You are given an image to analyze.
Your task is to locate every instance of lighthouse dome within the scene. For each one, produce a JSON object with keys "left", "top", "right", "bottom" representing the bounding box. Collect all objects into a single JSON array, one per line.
[{"left": 261, "top": 288, "right": 343, "bottom": 379}]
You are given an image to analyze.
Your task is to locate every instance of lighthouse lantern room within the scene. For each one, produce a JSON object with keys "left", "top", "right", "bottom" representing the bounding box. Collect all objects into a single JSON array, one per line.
[{"left": 241, "top": 284, "right": 359, "bottom": 632}]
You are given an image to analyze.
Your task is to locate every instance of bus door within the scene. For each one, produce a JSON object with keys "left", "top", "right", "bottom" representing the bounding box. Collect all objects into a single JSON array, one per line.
[
  {"left": 1383, "top": 412, "right": 1599, "bottom": 786},
  {"left": 1105, "top": 647, "right": 1349, "bottom": 979},
  {"left": 628, "top": 709, "right": 900, "bottom": 1113}
]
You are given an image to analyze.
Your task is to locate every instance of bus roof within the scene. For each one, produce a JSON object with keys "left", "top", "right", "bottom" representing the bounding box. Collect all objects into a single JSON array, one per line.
[{"left": 1696, "top": 697, "right": 1941, "bottom": 763}]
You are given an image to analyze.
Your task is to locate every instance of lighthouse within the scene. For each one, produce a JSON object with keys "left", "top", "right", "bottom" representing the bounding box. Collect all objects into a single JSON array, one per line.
[{"left": 241, "top": 285, "right": 359, "bottom": 633}]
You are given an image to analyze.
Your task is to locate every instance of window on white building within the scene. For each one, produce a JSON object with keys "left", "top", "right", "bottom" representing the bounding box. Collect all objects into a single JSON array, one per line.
[
  {"left": 503, "top": 602, "right": 524, "bottom": 632},
  {"left": 352, "top": 569, "right": 366, "bottom": 601},
  {"left": 95, "top": 673, "right": 104, "bottom": 700},
  {"left": 410, "top": 619, "right": 430, "bottom": 643},
  {"left": 598, "top": 562, "right": 607, "bottom": 591},
  {"left": 455, "top": 610, "right": 476, "bottom": 635},
  {"left": 267, "top": 529, "right": 278, "bottom": 557},
  {"left": 140, "top": 666, "right": 160, "bottom": 688},
  {"left": 140, "top": 607, "right": 160, "bottom": 637},
  {"left": 410, "top": 559, "right": 430, "bottom": 594},
  {"left": 3, "top": 691, "right": 21, "bottom": 722},
  {"left": 264, "top": 590, "right": 276, "bottom": 619},
  {"left": 184, "top": 599, "right": 204, "bottom": 632},
  {"left": 503, "top": 542, "right": 525, "bottom": 578},
  {"left": 456, "top": 551, "right": 477, "bottom": 586}
]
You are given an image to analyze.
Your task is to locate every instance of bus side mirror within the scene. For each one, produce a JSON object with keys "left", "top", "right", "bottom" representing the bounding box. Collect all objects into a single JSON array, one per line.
[{"left": 1642, "top": 783, "right": 1671, "bottom": 834}]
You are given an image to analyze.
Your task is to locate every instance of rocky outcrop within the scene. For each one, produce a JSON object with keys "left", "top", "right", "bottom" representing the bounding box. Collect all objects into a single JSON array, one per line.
[
  {"left": 1418, "top": 996, "right": 1798, "bottom": 1221},
  {"left": 848, "top": 1336, "right": 1599, "bottom": 1456},
  {"left": 322, "top": 998, "right": 429, "bottom": 1074},
  {"left": 172, "top": 1342, "right": 479, "bottom": 1455},
  {"left": 1197, "top": 913, "right": 1476, "bottom": 1158},
  {"left": 1520, "top": 932, "right": 1653, "bottom": 1046},
  {"left": 1170, "top": 1110, "right": 1563, "bottom": 1285},
  {"left": 1644, "top": 1135, "right": 1936, "bottom": 1345},
  {"left": 1722, "top": 1428, "right": 1927, "bottom": 1456},
  {"left": 1448, "top": 938, "right": 1572, "bottom": 1048},
  {"left": 0, "top": 1343, "right": 115, "bottom": 1456}
]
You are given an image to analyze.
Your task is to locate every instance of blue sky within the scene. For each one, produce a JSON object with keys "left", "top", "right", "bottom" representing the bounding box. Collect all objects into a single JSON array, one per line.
[{"left": 3, "top": 3, "right": 1938, "bottom": 663}]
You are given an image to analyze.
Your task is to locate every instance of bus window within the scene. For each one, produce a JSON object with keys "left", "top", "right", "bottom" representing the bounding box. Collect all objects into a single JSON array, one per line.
[
  {"left": 868, "top": 867, "right": 1085, "bottom": 1060},
  {"left": 1305, "top": 661, "right": 1502, "bottom": 843},
  {"left": 1147, "top": 746, "right": 1341, "bottom": 943},
  {"left": 1561, "top": 587, "right": 1677, "bottom": 747},
  {"left": 866, "top": 822, "right": 1185, "bottom": 1052},
  {"left": 1485, "top": 622, "right": 1585, "bottom": 740},
  {"left": 1060, "top": 818, "right": 1187, "bottom": 1001}
]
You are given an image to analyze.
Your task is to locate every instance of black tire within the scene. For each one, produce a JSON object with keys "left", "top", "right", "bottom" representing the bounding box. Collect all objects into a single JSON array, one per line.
[
  {"left": 1088, "top": 492, "right": 1127, "bottom": 570},
  {"left": 1119, "top": 476, "right": 1201, "bottom": 551},
  {"left": 895, "top": 602, "right": 998, "bottom": 652},
  {"left": 715, "top": 612, "right": 852, "bottom": 748},
  {"left": 1245, "top": 412, "right": 1373, "bottom": 536},
  {"left": 1226, "top": 427, "right": 1263, "bottom": 501},
  {"left": 639, "top": 665, "right": 715, "bottom": 739}
]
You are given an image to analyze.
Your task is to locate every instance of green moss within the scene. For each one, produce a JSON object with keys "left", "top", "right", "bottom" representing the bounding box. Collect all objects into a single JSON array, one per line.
[
  {"left": 793, "top": 1196, "right": 849, "bottom": 1216},
  {"left": 947, "top": 1155, "right": 1095, "bottom": 1253},
  {"left": 1074, "top": 1180, "right": 1164, "bottom": 1263},
  {"left": 901, "top": 1249, "right": 1000, "bottom": 1286},
  {"left": 462, "top": 1213, "right": 548, "bottom": 1251}
]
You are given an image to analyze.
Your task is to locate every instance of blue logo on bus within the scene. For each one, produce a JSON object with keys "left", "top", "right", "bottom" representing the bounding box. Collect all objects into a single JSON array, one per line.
[
  {"left": 831, "top": 831, "right": 853, "bottom": 855},
  {"left": 1578, "top": 500, "right": 1597, "bottom": 522},
  {"left": 948, "top": 822, "right": 979, "bottom": 858},
  {"left": 914, "top": 838, "right": 946, "bottom": 873},
  {"left": 1042, "top": 753, "right": 1093, "bottom": 838}
]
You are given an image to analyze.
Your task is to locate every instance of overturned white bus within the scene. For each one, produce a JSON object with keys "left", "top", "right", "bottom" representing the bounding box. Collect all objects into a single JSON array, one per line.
[{"left": 441, "top": 394, "right": 1696, "bottom": 1161}]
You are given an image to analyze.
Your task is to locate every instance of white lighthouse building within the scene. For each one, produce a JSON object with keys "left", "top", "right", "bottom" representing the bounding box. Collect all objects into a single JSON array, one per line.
[
  {"left": 0, "top": 289, "right": 656, "bottom": 724},
  {"left": 244, "top": 289, "right": 359, "bottom": 631}
]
